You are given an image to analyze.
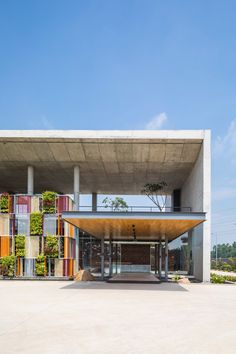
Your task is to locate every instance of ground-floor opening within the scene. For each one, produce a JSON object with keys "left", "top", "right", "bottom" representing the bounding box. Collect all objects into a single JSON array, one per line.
[{"left": 79, "top": 231, "right": 195, "bottom": 282}]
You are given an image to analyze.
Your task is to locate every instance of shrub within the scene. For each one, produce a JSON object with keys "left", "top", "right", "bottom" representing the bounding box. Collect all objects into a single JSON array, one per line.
[
  {"left": 223, "top": 275, "right": 236, "bottom": 282},
  {"left": 30, "top": 212, "right": 43, "bottom": 235},
  {"left": 0, "top": 255, "right": 15, "bottom": 277},
  {"left": 172, "top": 274, "right": 181, "bottom": 282},
  {"left": 221, "top": 263, "right": 232, "bottom": 272},
  {"left": 45, "top": 235, "right": 58, "bottom": 258},
  {"left": 211, "top": 274, "right": 225, "bottom": 284},
  {"left": 15, "top": 235, "right": 26, "bottom": 257},
  {"left": 228, "top": 257, "right": 236, "bottom": 272},
  {"left": 42, "top": 191, "right": 57, "bottom": 214},
  {"left": 35, "top": 254, "right": 46, "bottom": 276},
  {"left": 0, "top": 193, "right": 9, "bottom": 213}
]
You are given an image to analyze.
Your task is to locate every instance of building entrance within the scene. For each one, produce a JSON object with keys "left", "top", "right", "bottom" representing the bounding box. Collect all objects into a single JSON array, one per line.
[{"left": 120, "top": 244, "right": 151, "bottom": 273}]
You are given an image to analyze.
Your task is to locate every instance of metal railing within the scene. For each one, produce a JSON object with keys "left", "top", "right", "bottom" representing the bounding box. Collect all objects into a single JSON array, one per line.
[{"left": 77, "top": 205, "right": 192, "bottom": 213}]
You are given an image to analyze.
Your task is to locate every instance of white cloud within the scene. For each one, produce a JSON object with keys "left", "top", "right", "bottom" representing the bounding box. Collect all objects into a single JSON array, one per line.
[
  {"left": 28, "top": 115, "right": 54, "bottom": 129},
  {"left": 145, "top": 112, "right": 168, "bottom": 130},
  {"left": 40, "top": 115, "right": 54, "bottom": 129},
  {"left": 213, "top": 119, "right": 236, "bottom": 162}
]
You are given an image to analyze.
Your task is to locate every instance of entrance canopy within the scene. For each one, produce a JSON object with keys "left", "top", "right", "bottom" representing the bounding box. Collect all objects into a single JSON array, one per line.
[{"left": 62, "top": 211, "right": 206, "bottom": 241}]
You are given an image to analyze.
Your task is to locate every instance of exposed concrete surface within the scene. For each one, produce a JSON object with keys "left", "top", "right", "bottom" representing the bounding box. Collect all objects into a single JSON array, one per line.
[
  {"left": 0, "top": 130, "right": 205, "bottom": 194},
  {"left": 181, "top": 130, "right": 211, "bottom": 282},
  {"left": 0, "top": 281, "right": 235, "bottom": 354}
]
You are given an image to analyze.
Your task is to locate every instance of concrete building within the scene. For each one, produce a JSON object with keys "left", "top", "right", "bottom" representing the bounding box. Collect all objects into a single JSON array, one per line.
[{"left": 0, "top": 130, "right": 211, "bottom": 281}]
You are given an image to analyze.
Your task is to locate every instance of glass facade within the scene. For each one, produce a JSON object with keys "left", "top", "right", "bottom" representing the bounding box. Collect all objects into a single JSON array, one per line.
[{"left": 168, "top": 233, "right": 193, "bottom": 275}]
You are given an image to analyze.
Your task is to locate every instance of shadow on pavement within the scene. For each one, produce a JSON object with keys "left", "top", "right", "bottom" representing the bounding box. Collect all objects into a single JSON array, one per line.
[{"left": 60, "top": 281, "right": 188, "bottom": 291}]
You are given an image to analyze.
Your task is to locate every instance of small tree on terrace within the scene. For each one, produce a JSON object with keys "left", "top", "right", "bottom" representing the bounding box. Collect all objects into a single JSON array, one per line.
[
  {"left": 141, "top": 182, "right": 168, "bottom": 211},
  {"left": 102, "top": 197, "right": 128, "bottom": 212}
]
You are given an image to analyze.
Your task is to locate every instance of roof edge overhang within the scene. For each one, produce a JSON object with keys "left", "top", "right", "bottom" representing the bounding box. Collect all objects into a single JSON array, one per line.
[{"left": 0, "top": 129, "right": 208, "bottom": 143}]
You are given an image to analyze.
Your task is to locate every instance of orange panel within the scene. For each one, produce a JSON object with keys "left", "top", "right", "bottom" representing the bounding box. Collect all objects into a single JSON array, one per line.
[
  {"left": 68, "top": 259, "right": 74, "bottom": 276},
  {"left": 64, "top": 237, "right": 69, "bottom": 258},
  {"left": 69, "top": 224, "right": 74, "bottom": 238},
  {"left": 0, "top": 236, "right": 10, "bottom": 256},
  {"left": 16, "top": 257, "right": 21, "bottom": 276}
]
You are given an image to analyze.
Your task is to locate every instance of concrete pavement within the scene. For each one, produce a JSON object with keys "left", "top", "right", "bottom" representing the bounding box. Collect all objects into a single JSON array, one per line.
[{"left": 0, "top": 281, "right": 236, "bottom": 354}]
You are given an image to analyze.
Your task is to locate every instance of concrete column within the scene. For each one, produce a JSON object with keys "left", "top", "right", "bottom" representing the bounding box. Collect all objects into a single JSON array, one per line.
[
  {"left": 74, "top": 228, "right": 79, "bottom": 274},
  {"left": 155, "top": 244, "right": 157, "bottom": 274},
  {"left": 74, "top": 166, "right": 80, "bottom": 210},
  {"left": 101, "top": 237, "right": 105, "bottom": 281},
  {"left": 165, "top": 237, "right": 168, "bottom": 281},
  {"left": 158, "top": 242, "right": 162, "bottom": 280},
  {"left": 27, "top": 166, "right": 34, "bottom": 195},
  {"left": 109, "top": 237, "right": 112, "bottom": 277},
  {"left": 92, "top": 192, "right": 97, "bottom": 212}
]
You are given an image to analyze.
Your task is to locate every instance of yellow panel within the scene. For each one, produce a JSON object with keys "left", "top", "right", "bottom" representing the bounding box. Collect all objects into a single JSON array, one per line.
[{"left": 0, "top": 215, "right": 10, "bottom": 235}]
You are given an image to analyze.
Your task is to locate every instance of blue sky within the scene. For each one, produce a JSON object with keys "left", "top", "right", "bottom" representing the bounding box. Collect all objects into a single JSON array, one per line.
[{"left": 0, "top": 1, "right": 236, "bottom": 244}]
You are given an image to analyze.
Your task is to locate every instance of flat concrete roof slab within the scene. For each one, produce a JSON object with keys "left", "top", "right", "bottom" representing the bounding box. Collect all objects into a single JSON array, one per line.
[{"left": 0, "top": 130, "right": 208, "bottom": 194}]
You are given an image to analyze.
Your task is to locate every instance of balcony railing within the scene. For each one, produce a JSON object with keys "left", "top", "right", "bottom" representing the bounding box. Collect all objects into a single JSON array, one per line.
[{"left": 77, "top": 206, "right": 192, "bottom": 213}]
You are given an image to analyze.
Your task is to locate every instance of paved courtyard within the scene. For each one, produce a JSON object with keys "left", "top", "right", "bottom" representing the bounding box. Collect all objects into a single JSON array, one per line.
[{"left": 0, "top": 281, "right": 236, "bottom": 354}]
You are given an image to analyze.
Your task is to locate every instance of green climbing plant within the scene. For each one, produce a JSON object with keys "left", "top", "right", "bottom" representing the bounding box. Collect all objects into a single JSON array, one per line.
[
  {"left": 0, "top": 255, "right": 15, "bottom": 277},
  {"left": 45, "top": 235, "right": 59, "bottom": 258},
  {"left": 35, "top": 254, "right": 46, "bottom": 276},
  {"left": 15, "top": 235, "right": 26, "bottom": 257},
  {"left": 0, "top": 193, "right": 9, "bottom": 213},
  {"left": 42, "top": 191, "right": 57, "bottom": 214},
  {"left": 30, "top": 212, "right": 43, "bottom": 236}
]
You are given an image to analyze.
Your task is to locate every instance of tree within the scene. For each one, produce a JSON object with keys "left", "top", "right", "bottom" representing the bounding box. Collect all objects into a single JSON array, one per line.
[
  {"left": 102, "top": 197, "right": 128, "bottom": 212},
  {"left": 141, "top": 182, "right": 168, "bottom": 211}
]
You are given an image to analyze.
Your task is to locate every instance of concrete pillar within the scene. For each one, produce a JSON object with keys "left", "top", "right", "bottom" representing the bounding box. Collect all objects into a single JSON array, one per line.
[
  {"left": 158, "top": 242, "right": 162, "bottom": 280},
  {"left": 155, "top": 244, "right": 157, "bottom": 274},
  {"left": 101, "top": 237, "right": 105, "bottom": 280},
  {"left": 92, "top": 192, "right": 97, "bottom": 212},
  {"left": 27, "top": 166, "right": 34, "bottom": 195},
  {"left": 74, "top": 166, "right": 80, "bottom": 210},
  {"left": 74, "top": 228, "right": 79, "bottom": 274},
  {"left": 109, "top": 237, "right": 112, "bottom": 277},
  {"left": 165, "top": 237, "right": 168, "bottom": 281}
]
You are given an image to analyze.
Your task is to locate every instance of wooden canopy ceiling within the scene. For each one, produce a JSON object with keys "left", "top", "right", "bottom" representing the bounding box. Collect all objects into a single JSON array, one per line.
[{"left": 63, "top": 212, "right": 206, "bottom": 241}]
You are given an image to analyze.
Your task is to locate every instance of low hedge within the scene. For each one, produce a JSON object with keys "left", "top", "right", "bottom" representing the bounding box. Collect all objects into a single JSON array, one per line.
[{"left": 211, "top": 273, "right": 236, "bottom": 284}]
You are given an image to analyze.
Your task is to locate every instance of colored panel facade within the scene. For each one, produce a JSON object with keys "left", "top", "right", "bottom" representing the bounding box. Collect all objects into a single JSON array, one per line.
[{"left": 0, "top": 194, "right": 75, "bottom": 278}]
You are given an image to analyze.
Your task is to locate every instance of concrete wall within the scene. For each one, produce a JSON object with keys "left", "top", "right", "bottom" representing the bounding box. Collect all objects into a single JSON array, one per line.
[{"left": 181, "top": 131, "right": 211, "bottom": 281}]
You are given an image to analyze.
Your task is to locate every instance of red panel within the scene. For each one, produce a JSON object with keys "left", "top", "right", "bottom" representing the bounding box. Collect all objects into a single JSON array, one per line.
[
  {"left": 16, "top": 196, "right": 31, "bottom": 213},
  {"left": 57, "top": 196, "right": 69, "bottom": 213}
]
